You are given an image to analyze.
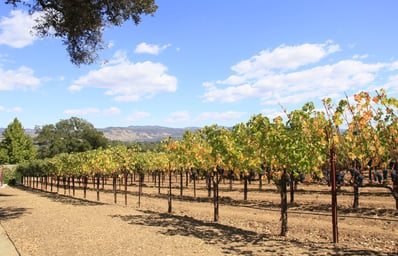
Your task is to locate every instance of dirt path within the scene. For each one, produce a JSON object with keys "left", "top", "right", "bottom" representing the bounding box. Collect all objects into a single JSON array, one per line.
[{"left": 0, "top": 184, "right": 397, "bottom": 255}]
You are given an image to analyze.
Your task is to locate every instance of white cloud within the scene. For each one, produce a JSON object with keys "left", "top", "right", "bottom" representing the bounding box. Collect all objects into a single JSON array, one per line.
[
  {"left": 353, "top": 54, "right": 368, "bottom": 60},
  {"left": 113, "top": 95, "right": 141, "bottom": 102},
  {"left": 0, "top": 105, "right": 22, "bottom": 113},
  {"left": 8, "top": 107, "right": 22, "bottom": 113},
  {"left": 67, "top": 85, "right": 82, "bottom": 92},
  {"left": 265, "top": 91, "right": 322, "bottom": 105},
  {"left": 70, "top": 57, "right": 177, "bottom": 102},
  {"left": 164, "top": 110, "right": 248, "bottom": 125},
  {"left": 203, "top": 83, "right": 258, "bottom": 103},
  {"left": 0, "top": 53, "right": 9, "bottom": 63},
  {"left": 391, "top": 61, "right": 398, "bottom": 70},
  {"left": 216, "top": 75, "right": 247, "bottom": 85},
  {"left": 107, "top": 50, "right": 128, "bottom": 65},
  {"left": 107, "top": 40, "right": 115, "bottom": 49},
  {"left": 231, "top": 41, "right": 339, "bottom": 75},
  {"left": 64, "top": 107, "right": 123, "bottom": 117},
  {"left": 261, "top": 109, "right": 285, "bottom": 120},
  {"left": 99, "top": 50, "right": 128, "bottom": 66},
  {"left": 124, "top": 111, "right": 151, "bottom": 122},
  {"left": 203, "top": 41, "right": 390, "bottom": 107},
  {"left": 102, "top": 107, "right": 121, "bottom": 116},
  {"left": 381, "top": 75, "right": 398, "bottom": 94},
  {"left": 0, "top": 10, "right": 40, "bottom": 48},
  {"left": 134, "top": 42, "right": 171, "bottom": 55},
  {"left": 165, "top": 111, "right": 191, "bottom": 123},
  {"left": 193, "top": 111, "right": 247, "bottom": 123},
  {"left": 254, "top": 60, "right": 384, "bottom": 97},
  {"left": 0, "top": 66, "right": 41, "bottom": 90},
  {"left": 64, "top": 108, "right": 100, "bottom": 116},
  {"left": 202, "top": 81, "right": 214, "bottom": 87}
]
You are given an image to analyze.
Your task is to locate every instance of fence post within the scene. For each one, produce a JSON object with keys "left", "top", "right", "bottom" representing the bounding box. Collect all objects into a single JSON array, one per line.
[
  {"left": 330, "top": 145, "right": 339, "bottom": 243},
  {"left": 0, "top": 165, "right": 3, "bottom": 187}
]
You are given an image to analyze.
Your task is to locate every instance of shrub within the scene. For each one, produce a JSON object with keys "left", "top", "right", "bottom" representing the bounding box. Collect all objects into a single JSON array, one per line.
[{"left": 2, "top": 165, "right": 20, "bottom": 185}]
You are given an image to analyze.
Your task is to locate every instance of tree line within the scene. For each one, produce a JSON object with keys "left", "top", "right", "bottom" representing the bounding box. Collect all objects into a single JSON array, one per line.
[{"left": 0, "top": 116, "right": 110, "bottom": 163}]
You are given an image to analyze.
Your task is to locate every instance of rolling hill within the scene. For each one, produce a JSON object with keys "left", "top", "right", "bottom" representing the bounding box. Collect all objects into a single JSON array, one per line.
[
  {"left": 99, "top": 126, "right": 199, "bottom": 142},
  {"left": 0, "top": 126, "right": 199, "bottom": 142}
]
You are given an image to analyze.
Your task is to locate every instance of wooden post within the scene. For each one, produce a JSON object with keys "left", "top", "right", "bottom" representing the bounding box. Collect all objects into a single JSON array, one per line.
[
  {"left": 0, "top": 165, "right": 3, "bottom": 187},
  {"left": 119, "top": 176, "right": 121, "bottom": 191},
  {"left": 158, "top": 171, "right": 161, "bottom": 194},
  {"left": 180, "top": 169, "right": 183, "bottom": 197},
  {"left": 68, "top": 176, "right": 71, "bottom": 196},
  {"left": 213, "top": 170, "right": 219, "bottom": 222},
  {"left": 290, "top": 173, "right": 295, "bottom": 203},
  {"left": 83, "top": 175, "right": 87, "bottom": 199},
  {"left": 72, "top": 175, "right": 75, "bottom": 196},
  {"left": 138, "top": 171, "right": 142, "bottom": 208},
  {"left": 63, "top": 176, "right": 67, "bottom": 195},
  {"left": 168, "top": 166, "right": 172, "bottom": 213},
  {"left": 330, "top": 146, "right": 339, "bottom": 243},
  {"left": 113, "top": 172, "right": 117, "bottom": 204},
  {"left": 280, "top": 169, "right": 288, "bottom": 236},
  {"left": 57, "top": 176, "right": 60, "bottom": 193},
  {"left": 124, "top": 171, "right": 128, "bottom": 206},
  {"left": 96, "top": 173, "right": 100, "bottom": 201},
  {"left": 207, "top": 173, "right": 212, "bottom": 197},
  {"left": 393, "top": 162, "right": 398, "bottom": 209},
  {"left": 244, "top": 175, "right": 248, "bottom": 201},
  {"left": 193, "top": 174, "right": 196, "bottom": 198}
]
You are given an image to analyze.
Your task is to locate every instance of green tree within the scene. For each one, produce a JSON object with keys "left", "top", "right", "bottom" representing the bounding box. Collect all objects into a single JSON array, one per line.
[
  {"left": 5, "top": 0, "right": 158, "bottom": 65},
  {"left": 0, "top": 118, "right": 36, "bottom": 164},
  {"left": 35, "top": 117, "right": 108, "bottom": 158}
]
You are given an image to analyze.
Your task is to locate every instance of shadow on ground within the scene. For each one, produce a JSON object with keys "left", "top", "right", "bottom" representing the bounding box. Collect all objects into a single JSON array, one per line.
[
  {"left": 110, "top": 209, "right": 388, "bottom": 256},
  {"left": 0, "top": 188, "right": 31, "bottom": 220},
  {"left": 13, "top": 185, "right": 106, "bottom": 206},
  {"left": 0, "top": 206, "right": 30, "bottom": 220}
]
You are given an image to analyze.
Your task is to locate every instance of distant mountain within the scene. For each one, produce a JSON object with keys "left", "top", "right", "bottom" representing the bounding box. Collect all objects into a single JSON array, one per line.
[
  {"left": 99, "top": 126, "right": 199, "bottom": 142},
  {"left": 0, "top": 126, "right": 199, "bottom": 142},
  {"left": 0, "top": 126, "right": 349, "bottom": 142}
]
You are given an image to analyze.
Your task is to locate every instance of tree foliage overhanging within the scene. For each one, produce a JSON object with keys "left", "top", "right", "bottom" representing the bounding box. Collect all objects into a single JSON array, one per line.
[{"left": 5, "top": 0, "right": 158, "bottom": 65}]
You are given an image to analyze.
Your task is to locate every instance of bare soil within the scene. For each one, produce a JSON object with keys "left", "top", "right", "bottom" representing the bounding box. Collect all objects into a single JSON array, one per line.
[{"left": 0, "top": 178, "right": 397, "bottom": 256}]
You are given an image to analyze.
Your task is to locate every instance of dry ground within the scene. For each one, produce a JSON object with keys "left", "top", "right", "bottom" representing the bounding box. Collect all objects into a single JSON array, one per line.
[{"left": 0, "top": 178, "right": 397, "bottom": 256}]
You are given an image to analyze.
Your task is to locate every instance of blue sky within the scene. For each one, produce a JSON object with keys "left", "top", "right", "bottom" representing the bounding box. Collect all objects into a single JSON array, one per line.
[{"left": 1, "top": 1, "right": 398, "bottom": 129}]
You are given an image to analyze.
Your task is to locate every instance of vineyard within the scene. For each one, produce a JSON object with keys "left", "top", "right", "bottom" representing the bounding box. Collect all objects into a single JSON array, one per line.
[
  {"left": 7, "top": 89, "right": 398, "bottom": 254},
  {"left": 3, "top": 173, "right": 397, "bottom": 255}
]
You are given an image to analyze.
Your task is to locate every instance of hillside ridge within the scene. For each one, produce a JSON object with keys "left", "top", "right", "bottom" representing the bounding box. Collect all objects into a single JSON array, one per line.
[{"left": 0, "top": 126, "right": 200, "bottom": 142}]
